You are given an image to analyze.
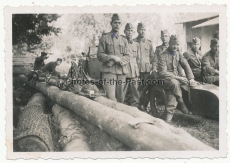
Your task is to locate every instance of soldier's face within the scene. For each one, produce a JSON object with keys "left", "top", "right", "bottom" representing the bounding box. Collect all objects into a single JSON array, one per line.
[
  {"left": 57, "top": 61, "right": 62, "bottom": 66},
  {"left": 211, "top": 43, "right": 219, "bottom": 54},
  {"left": 111, "top": 20, "right": 121, "bottom": 32},
  {"left": 124, "top": 29, "right": 134, "bottom": 39},
  {"left": 170, "top": 43, "right": 179, "bottom": 52},
  {"left": 137, "top": 28, "right": 145, "bottom": 37},
  {"left": 161, "top": 34, "right": 170, "bottom": 43},
  {"left": 192, "top": 42, "right": 201, "bottom": 52}
]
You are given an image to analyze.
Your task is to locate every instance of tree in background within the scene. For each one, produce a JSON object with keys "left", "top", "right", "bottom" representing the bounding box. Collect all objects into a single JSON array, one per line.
[
  {"left": 13, "top": 14, "right": 61, "bottom": 46},
  {"left": 42, "top": 13, "right": 191, "bottom": 58}
]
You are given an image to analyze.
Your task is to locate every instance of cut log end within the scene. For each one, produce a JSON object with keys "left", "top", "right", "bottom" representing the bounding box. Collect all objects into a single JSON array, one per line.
[{"left": 14, "top": 136, "right": 50, "bottom": 152}]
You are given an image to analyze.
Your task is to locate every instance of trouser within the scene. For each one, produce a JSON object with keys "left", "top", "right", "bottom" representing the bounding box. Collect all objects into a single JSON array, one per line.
[
  {"left": 102, "top": 73, "right": 126, "bottom": 103},
  {"left": 123, "top": 77, "right": 140, "bottom": 107},
  {"left": 161, "top": 78, "right": 183, "bottom": 98},
  {"left": 165, "top": 90, "right": 177, "bottom": 115},
  {"left": 139, "top": 72, "right": 150, "bottom": 107},
  {"left": 203, "top": 75, "right": 219, "bottom": 86}
]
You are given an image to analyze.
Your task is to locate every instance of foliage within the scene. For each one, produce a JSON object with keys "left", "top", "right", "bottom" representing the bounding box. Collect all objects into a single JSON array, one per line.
[
  {"left": 39, "top": 13, "right": 192, "bottom": 57},
  {"left": 13, "top": 14, "right": 61, "bottom": 46}
]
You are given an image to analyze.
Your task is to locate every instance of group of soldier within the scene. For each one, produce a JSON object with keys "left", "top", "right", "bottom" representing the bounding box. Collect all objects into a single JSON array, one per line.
[
  {"left": 33, "top": 13, "right": 219, "bottom": 123},
  {"left": 97, "top": 13, "right": 219, "bottom": 123}
]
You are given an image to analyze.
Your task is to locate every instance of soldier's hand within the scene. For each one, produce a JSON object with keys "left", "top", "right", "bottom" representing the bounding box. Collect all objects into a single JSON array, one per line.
[
  {"left": 177, "top": 76, "right": 189, "bottom": 84},
  {"left": 106, "top": 60, "right": 115, "bottom": 67},
  {"left": 189, "top": 79, "right": 198, "bottom": 86},
  {"left": 112, "top": 56, "right": 121, "bottom": 63}
]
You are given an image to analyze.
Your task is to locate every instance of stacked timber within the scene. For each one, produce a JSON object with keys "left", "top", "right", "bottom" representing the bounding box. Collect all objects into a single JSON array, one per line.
[
  {"left": 14, "top": 93, "right": 54, "bottom": 152},
  {"left": 53, "top": 104, "right": 129, "bottom": 151},
  {"left": 52, "top": 104, "right": 91, "bottom": 151},
  {"left": 18, "top": 75, "right": 215, "bottom": 151}
]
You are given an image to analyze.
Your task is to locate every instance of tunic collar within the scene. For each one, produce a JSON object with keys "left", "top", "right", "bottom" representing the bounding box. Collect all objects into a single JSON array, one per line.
[
  {"left": 136, "top": 36, "right": 146, "bottom": 43},
  {"left": 110, "top": 31, "right": 120, "bottom": 39}
]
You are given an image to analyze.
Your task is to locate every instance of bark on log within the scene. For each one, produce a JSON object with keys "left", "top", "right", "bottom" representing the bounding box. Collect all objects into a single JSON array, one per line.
[
  {"left": 18, "top": 75, "right": 215, "bottom": 151},
  {"left": 52, "top": 104, "right": 91, "bottom": 151},
  {"left": 54, "top": 104, "right": 130, "bottom": 151},
  {"left": 14, "top": 93, "right": 54, "bottom": 152},
  {"left": 94, "top": 96, "right": 188, "bottom": 136}
]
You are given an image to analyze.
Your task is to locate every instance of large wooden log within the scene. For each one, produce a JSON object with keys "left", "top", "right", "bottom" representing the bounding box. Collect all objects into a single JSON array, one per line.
[
  {"left": 14, "top": 93, "right": 54, "bottom": 152},
  {"left": 18, "top": 75, "right": 215, "bottom": 151},
  {"left": 54, "top": 104, "right": 130, "bottom": 151},
  {"left": 52, "top": 104, "right": 91, "bottom": 151},
  {"left": 94, "top": 96, "right": 179, "bottom": 134}
]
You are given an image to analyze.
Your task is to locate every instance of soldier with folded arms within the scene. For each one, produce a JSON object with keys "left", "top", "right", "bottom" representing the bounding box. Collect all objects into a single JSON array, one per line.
[{"left": 97, "top": 13, "right": 130, "bottom": 102}]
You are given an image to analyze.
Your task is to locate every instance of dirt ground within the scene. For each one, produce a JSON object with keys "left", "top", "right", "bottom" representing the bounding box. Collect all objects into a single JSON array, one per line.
[{"left": 13, "top": 78, "right": 219, "bottom": 150}]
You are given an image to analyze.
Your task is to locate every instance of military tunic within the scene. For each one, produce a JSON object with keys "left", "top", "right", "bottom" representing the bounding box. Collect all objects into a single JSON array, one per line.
[
  {"left": 34, "top": 56, "right": 45, "bottom": 70},
  {"left": 123, "top": 38, "right": 140, "bottom": 107},
  {"left": 97, "top": 32, "right": 130, "bottom": 74},
  {"left": 97, "top": 32, "right": 130, "bottom": 102},
  {"left": 134, "top": 37, "right": 154, "bottom": 73},
  {"left": 42, "top": 61, "right": 60, "bottom": 77},
  {"left": 152, "top": 44, "right": 169, "bottom": 73},
  {"left": 157, "top": 48, "right": 194, "bottom": 114},
  {"left": 201, "top": 51, "right": 219, "bottom": 85},
  {"left": 183, "top": 48, "right": 202, "bottom": 80}
]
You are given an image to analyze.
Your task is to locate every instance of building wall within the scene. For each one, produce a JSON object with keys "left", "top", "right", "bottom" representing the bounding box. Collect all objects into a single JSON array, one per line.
[{"left": 183, "top": 20, "right": 219, "bottom": 55}]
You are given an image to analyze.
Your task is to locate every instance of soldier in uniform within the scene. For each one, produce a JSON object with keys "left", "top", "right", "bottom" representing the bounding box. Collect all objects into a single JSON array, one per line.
[
  {"left": 158, "top": 35, "right": 196, "bottom": 123},
  {"left": 67, "top": 55, "right": 79, "bottom": 80},
  {"left": 134, "top": 23, "right": 154, "bottom": 110},
  {"left": 123, "top": 23, "right": 140, "bottom": 107},
  {"left": 97, "top": 14, "right": 130, "bottom": 102},
  {"left": 33, "top": 52, "right": 49, "bottom": 70},
  {"left": 138, "top": 29, "right": 170, "bottom": 110},
  {"left": 183, "top": 37, "right": 203, "bottom": 81},
  {"left": 42, "top": 58, "right": 62, "bottom": 77},
  {"left": 201, "top": 38, "right": 219, "bottom": 86}
]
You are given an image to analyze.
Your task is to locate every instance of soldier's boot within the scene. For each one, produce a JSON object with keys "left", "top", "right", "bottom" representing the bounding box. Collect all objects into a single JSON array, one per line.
[
  {"left": 165, "top": 113, "right": 173, "bottom": 123},
  {"left": 177, "top": 97, "right": 189, "bottom": 114}
]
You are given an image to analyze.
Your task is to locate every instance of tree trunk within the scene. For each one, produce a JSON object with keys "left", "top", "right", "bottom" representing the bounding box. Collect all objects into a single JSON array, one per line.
[
  {"left": 14, "top": 93, "right": 54, "bottom": 152},
  {"left": 18, "top": 75, "right": 215, "bottom": 151},
  {"left": 54, "top": 104, "right": 130, "bottom": 151},
  {"left": 52, "top": 104, "right": 91, "bottom": 151}
]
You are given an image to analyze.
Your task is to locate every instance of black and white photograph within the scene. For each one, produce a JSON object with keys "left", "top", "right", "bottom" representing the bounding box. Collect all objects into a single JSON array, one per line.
[{"left": 5, "top": 4, "right": 227, "bottom": 159}]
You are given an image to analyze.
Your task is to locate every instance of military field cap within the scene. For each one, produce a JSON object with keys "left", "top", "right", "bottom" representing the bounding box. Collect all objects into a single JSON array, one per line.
[
  {"left": 57, "top": 58, "right": 62, "bottom": 62},
  {"left": 111, "top": 13, "right": 121, "bottom": 22},
  {"left": 210, "top": 38, "right": 219, "bottom": 46},
  {"left": 192, "top": 37, "right": 201, "bottom": 44},
  {"left": 125, "top": 23, "right": 134, "bottom": 30},
  {"left": 161, "top": 29, "right": 170, "bottom": 36},
  {"left": 41, "top": 52, "right": 47, "bottom": 57},
  {"left": 137, "top": 23, "right": 146, "bottom": 30},
  {"left": 70, "top": 54, "right": 77, "bottom": 59},
  {"left": 169, "top": 35, "right": 180, "bottom": 44}
]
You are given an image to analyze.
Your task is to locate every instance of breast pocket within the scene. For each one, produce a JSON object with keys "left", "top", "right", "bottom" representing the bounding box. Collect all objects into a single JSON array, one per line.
[
  {"left": 119, "top": 44, "right": 125, "bottom": 54},
  {"left": 145, "top": 47, "right": 149, "bottom": 56},
  {"left": 106, "top": 43, "right": 114, "bottom": 54},
  {"left": 132, "top": 49, "right": 137, "bottom": 58}
]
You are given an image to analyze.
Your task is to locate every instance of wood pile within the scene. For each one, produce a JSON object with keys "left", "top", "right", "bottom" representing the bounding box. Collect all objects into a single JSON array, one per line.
[{"left": 17, "top": 75, "right": 215, "bottom": 151}]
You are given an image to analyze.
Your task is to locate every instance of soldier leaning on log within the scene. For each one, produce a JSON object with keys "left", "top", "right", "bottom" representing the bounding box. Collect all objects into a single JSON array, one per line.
[
  {"left": 122, "top": 23, "right": 140, "bottom": 107},
  {"left": 97, "top": 14, "right": 130, "bottom": 103},
  {"left": 33, "top": 52, "right": 49, "bottom": 70},
  {"left": 41, "top": 58, "right": 62, "bottom": 78}
]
